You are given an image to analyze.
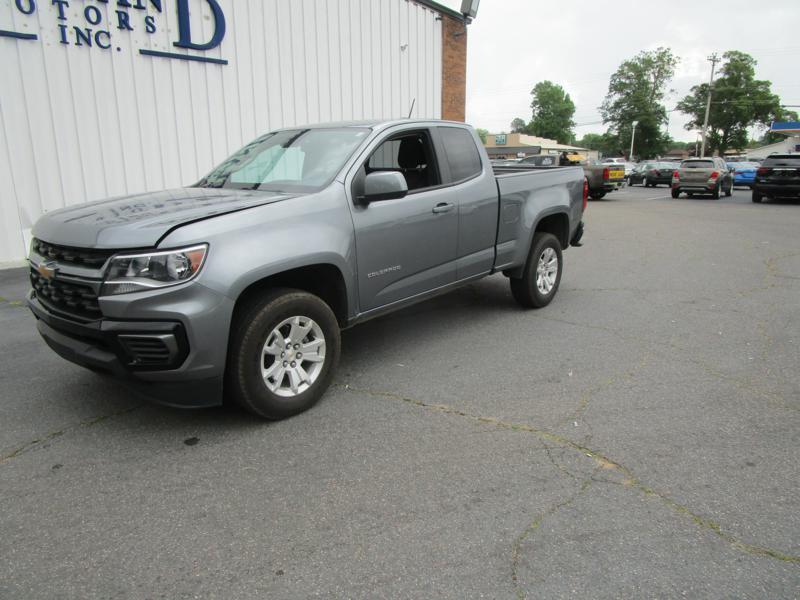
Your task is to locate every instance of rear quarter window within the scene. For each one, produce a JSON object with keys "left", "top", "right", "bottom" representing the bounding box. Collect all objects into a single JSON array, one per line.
[{"left": 439, "top": 127, "right": 482, "bottom": 182}]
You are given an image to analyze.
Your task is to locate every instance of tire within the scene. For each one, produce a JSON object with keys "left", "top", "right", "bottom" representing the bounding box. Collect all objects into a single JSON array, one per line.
[
  {"left": 510, "top": 232, "right": 563, "bottom": 309},
  {"left": 671, "top": 188, "right": 680, "bottom": 199},
  {"left": 643, "top": 178, "right": 650, "bottom": 188},
  {"left": 724, "top": 180, "right": 732, "bottom": 197},
  {"left": 589, "top": 190, "right": 606, "bottom": 200},
  {"left": 227, "top": 289, "right": 341, "bottom": 419},
  {"left": 752, "top": 190, "right": 763, "bottom": 203},
  {"left": 711, "top": 183, "right": 720, "bottom": 200}
]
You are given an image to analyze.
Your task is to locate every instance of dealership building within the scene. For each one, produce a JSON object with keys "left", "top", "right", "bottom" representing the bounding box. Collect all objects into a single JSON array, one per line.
[{"left": 0, "top": 0, "right": 468, "bottom": 264}]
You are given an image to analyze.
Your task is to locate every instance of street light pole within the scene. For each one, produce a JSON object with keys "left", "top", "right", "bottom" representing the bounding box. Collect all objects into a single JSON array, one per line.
[
  {"left": 700, "top": 53, "right": 720, "bottom": 158},
  {"left": 629, "top": 120, "right": 638, "bottom": 161}
]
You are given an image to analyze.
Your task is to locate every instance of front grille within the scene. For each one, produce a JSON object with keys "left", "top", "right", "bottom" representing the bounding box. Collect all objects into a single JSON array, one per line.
[
  {"left": 30, "top": 269, "right": 101, "bottom": 320},
  {"left": 32, "top": 239, "right": 115, "bottom": 268}
]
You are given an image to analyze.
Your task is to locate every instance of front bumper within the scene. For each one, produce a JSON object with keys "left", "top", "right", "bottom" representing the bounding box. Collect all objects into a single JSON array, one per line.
[{"left": 27, "top": 281, "right": 233, "bottom": 408}]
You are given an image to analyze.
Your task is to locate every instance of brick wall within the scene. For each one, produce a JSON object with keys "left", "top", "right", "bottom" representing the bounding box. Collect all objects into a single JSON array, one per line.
[{"left": 441, "top": 15, "right": 467, "bottom": 122}]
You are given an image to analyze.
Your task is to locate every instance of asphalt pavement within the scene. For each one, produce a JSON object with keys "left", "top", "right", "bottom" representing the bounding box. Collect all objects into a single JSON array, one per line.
[{"left": 1, "top": 184, "right": 798, "bottom": 598}]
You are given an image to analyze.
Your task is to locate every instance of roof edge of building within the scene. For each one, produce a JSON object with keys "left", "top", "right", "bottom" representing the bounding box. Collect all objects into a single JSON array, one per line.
[{"left": 412, "top": 0, "right": 466, "bottom": 21}]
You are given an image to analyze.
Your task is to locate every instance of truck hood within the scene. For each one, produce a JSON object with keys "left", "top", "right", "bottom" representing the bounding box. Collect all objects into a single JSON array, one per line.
[{"left": 32, "top": 187, "right": 299, "bottom": 249}]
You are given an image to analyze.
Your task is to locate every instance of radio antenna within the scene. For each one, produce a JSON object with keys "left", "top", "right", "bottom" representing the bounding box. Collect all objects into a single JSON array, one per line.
[{"left": 407, "top": 98, "right": 415, "bottom": 119}]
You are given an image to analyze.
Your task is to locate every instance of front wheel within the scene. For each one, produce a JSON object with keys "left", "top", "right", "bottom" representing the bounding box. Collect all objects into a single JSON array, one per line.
[
  {"left": 510, "top": 232, "right": 563, "bottom": 309},
  {"left": 227, "top": 289, "right": 341, "bottom": 419}
]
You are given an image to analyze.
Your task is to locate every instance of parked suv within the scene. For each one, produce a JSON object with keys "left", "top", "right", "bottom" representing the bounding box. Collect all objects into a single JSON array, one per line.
[
  {"left": 752, "top": 154, "right": 800, "bottom": 203},
  {"left": 671, "top": 157, "right": 733, "bottom": 199}
]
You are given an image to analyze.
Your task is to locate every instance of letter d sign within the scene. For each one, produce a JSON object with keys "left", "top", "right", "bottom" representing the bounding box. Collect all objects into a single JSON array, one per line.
[{"left": 173, "top": 0, "right": 226, "bottom": 51}]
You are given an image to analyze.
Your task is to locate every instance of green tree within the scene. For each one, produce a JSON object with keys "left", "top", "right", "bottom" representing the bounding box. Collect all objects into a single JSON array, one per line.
[
  {"left": 676, "top": 51, "right": 782, "bottom": 155},
  {"left": 600, "top": 47, "right": 678, "bottom": 159},
  {"left": 510, "top": 118, "right": 528, "bottom": 133},
  {"left": 528, "top": 81, "right": 576, "bottom": 144},
  {"left": 475, "top": 128, "right": 489, "bottom": 144},
  {"left": 576, "top": 132, "right": 620, "bottom": 156}
]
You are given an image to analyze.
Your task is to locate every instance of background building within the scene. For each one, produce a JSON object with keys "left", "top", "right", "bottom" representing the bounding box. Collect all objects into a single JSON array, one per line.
[
  {"left": 482, "top": 132, "right": 598, "bottom": 162},
  {"left": 0, "top": 0, "right": 467, "bottom": 264},
  {"left": 747, "top": 122, "right": 800, "bottom": 160}
]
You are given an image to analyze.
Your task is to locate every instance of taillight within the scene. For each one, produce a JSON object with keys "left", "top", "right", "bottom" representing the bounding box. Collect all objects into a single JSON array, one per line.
[
  {"left": 583, "top": 178, "right": 588, "bottom": 210},
  {"left": 709, "top": 171, "right": 719, "bottom": 179},
  {"left": 602, "top": 167, "right": 609, "bottom": 180},
  {"left": 756, "top": 167, "right": 770, "bottom": 176},
  {"left": 672, "top": 170, "right": 679, "bottom": 179}
]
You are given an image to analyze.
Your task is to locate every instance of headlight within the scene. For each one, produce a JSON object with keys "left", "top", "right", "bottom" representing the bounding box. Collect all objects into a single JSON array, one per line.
[{"left": 101, "top": 244, "right": 208, "bottom": 296}]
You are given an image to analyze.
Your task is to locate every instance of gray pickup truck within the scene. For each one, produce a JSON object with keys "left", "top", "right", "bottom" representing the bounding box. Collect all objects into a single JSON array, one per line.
[{"left": 27, "top": 119, "right": 585, "bottom": 419}]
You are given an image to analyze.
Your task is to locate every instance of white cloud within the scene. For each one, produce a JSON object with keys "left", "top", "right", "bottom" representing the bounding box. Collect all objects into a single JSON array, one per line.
[{"left": 438, "top": 0, "right": 800, "bottom": 142}]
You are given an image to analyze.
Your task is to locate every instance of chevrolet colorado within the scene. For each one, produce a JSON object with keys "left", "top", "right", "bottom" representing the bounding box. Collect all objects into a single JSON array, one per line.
[{"left": 27, "top": 119, "right": 586, "bottom": 419}]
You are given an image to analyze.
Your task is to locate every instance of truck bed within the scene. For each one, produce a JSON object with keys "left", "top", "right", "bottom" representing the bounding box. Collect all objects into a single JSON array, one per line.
[{"left": 490, "top": 165, "right": 585, "bottom": 272}]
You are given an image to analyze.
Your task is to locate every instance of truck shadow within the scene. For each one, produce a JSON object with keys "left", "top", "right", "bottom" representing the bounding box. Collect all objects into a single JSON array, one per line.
[{"left": 339, "top": 274, "right": 519, "bottom": 369}]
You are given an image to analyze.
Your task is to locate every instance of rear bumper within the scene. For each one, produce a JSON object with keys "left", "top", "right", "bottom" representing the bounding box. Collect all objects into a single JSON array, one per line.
[
  {"left": 673, "top": 184, "right": 717, "bottom": 193},
  {"left": 753, "top": 183, "right": 800, "bottom": 197},
  {"left": 27, "top": 285, "right": 231, "bottom": 408}
]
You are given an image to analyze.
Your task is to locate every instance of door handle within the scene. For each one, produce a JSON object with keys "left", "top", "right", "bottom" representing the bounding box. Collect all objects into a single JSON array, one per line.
[{"left": 432, "top": 202, "right": 455, "bottom": 214}]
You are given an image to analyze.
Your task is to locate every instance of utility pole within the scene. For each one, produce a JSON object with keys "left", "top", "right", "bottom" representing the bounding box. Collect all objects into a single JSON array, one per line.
[
  {"left": 700, "top": 53, "right": 720, "bottom": 158},
  {"left": 629, "top": 121, "right": 638, "bottom": 161}
]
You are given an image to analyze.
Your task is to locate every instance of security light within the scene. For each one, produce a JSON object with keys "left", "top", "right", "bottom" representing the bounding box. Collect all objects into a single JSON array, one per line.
[{"left": 460, "top": 0, "right": 479, "bottom": 19}]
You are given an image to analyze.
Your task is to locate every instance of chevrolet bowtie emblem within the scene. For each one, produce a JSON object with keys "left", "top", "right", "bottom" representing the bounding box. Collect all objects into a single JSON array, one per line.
[{"left": 37, "top": 262, "right": 57, "bottom": 280}]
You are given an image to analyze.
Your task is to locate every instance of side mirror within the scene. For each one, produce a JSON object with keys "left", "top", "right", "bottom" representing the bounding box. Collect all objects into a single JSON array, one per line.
[{"left": 360, "top": 172, "right": 408, "bottom": 204}]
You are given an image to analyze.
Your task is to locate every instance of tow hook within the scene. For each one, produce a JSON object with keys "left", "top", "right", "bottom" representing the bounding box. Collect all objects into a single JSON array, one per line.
[{"left": 570, "top": 221, "right": 584, "bottom": 247}]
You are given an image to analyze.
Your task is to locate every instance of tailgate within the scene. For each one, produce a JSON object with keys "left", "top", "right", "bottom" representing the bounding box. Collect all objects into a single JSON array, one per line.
[{"left": 680, "top": 168, "right": 712, "bottom": 183}]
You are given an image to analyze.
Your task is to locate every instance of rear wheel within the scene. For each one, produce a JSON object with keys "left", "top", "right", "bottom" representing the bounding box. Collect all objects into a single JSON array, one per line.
[
  {"left": 711, "top": 183, "right": 721, "bottom": 200},
  {"left": 510, "top": 232, "right": 563, "bottom": 309},
  {"left": 589, "top": 190, "right": 606, "bottom": 200},
  {"left": 724, "top": 180, "right": 732, "bottom": 197},
  {"left": 752, "top": 190, "right": 763, "bottom": 203},
  {"left": 227, "top": 289, "right": 340, "bottom": 419},
  {"left": 671, "top": 188, "right": 680, "bottom": 199}
]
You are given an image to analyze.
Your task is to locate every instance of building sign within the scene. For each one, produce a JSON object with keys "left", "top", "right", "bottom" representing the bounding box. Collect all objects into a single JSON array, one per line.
[
  {"left": 1, "top": 0, "right": 228, "bottom": 64},
  {"left": 495, "top": 134, "right": 507, "bottom": 145}
]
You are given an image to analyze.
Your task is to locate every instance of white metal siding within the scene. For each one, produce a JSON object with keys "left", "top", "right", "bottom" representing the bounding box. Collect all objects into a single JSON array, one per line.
[{"left": 0, "top": 0, "right": 443, "bottom": 263}]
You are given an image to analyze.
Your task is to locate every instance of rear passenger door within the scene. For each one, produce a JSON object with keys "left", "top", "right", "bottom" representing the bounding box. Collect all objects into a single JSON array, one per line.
[{"left": 434, "top": 125, "right": 499, "bottom": 280}]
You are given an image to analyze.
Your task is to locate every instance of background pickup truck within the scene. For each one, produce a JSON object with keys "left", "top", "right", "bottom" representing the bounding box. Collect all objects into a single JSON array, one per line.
[
  {"left": 582, "top": 162, "right": 625, "bottom": 199},
  {"left": 27, "top": 119, "right": 586, "bottom": 419}
]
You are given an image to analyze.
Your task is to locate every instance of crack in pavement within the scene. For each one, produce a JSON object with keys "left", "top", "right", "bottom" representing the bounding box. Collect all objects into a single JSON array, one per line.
[
  {"left": 338, "top": 385, "right": 800, "bottom": 565},
  {"left": 0, "top": 295, "right": 25, "bottom": 309},
  {"left": 511, "top": 475, "right": 596, "bottom": 599},
  {"left": 0, "top": 404, "right": 144, "bottom": 466}
]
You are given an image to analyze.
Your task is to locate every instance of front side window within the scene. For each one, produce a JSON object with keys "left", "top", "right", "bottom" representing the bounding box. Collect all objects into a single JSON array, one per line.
[
  {"left": 366, "top": 131, "right": 440, "bottom": 192},
  {"left": 197, "top": 127, "right": 370, "bottom": 192}
]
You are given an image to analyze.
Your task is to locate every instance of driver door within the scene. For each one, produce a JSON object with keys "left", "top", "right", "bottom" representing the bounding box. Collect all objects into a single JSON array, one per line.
[{"left": 349, "top": 128, "right": 459, "bottom": 313}]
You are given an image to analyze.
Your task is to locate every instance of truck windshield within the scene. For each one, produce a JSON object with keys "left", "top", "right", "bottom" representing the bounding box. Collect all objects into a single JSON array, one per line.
[{"left": 196, "top": 127, "right": 370, "bottom": 192}]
